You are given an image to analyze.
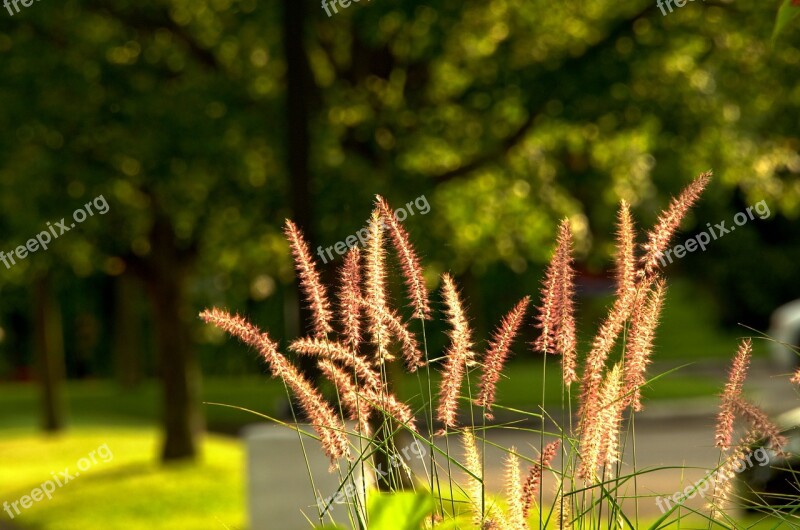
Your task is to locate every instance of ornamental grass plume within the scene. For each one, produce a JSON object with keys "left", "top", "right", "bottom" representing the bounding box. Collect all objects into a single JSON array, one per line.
[
  {"left": 552, "top": 486, "right": 572, "bottom": 530},
  {"left": 437, "top": 273, "right": 475, "bottom": 429},
  {"left": 578, "top": 364, "right": 624, "bottom": 480},
  {"left": 476, "top": 296, "right": 530, "bottom": 419},
  {"left": 338, "top": 247, "right": 362, "bottom": 351},
  {"left": 370, "top": 303, "right": 424, "bottom": 372},
  {"left": 597, "top": 364, "right": 626, "bottom": 473},
  {"left": 730, "top": 396, "right": 787, "bottom": 452},
  {"left": 581, "top": 173, "right": 710, "bottom": 429},
  {"left": 288, "top": 337, "right": 381, "bottom": 391},
  {"left": 522, "top": 439, "right": 561, "bottom": 520},
  {"left": 289, "top": 337, "right": 417, "bottom": 431},
  {"left": 622, "top": 279, "right": 666, "bottom": 411},
  {"left": 364, "top": 209, "right": 393, "bottom": 363},
  {"left": 359, "top": 382, "right": 418, "bottom": 432},
  {"left": 462, "top": 429, "right": 484, "bottom": 528},
  {"left": 579, "top": 291, "right": 636, "bottom": 430},
  {"left": 284, "top": 220, "right": 334, "bottom": 338},
  {"left": 615, "top": 200, "right": 637, "bottom": 300},
  {"left": 318, "top": 358, "right": 372, "bottom": 435},
  {"left": 377, "top": 195, "right": 431, "bottom": 320},
  {"left": 711, "top": 339, "right": 787, "bottom": 520},
  {"left": 716, "top": 338, "right": 752, "bottom": 450},
  {"left": 505, "top": 450, "right": 526, "bottom": 530},
  {"left": 462, "top": 430, "right": 507, "bottom": 529},
  {"left": 640, "top": 172, "right": 712, "bottom": 281},
  {"left": 709, "top": 430, "right": 760, "bottom": 520},
  {"left": 533, "top": 220, "right": 577, "bottom": 385},
  {"left": 199, "top": 308, "right": 349, "bottom": 462}
]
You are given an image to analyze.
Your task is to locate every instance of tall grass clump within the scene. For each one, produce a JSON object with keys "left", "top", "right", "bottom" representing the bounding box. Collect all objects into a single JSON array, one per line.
[{"left": 201, "top": 172, "right": 796, "bottom": 529}]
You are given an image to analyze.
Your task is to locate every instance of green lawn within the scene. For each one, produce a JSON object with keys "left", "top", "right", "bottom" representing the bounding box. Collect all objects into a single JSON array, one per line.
[
  {"left": 0, "top": 378, "right": 287, "bottom": 433},
  {"left": 0, "top": 278, "right": 768, "bottom": 529},
  {"left": 0, "top": 280, "right": 755, "bottom": 433},
  {"left": 0, "top": 427, "right": 243, "bottom": 530}
]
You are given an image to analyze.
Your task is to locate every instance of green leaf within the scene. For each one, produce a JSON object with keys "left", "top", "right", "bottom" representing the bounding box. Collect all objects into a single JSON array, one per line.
[
  {"left": 772, "top": 0, "right": 800, "bottom": 43},
  {"left": 366, "top": 491, "right": 435, "bottom": 530}
]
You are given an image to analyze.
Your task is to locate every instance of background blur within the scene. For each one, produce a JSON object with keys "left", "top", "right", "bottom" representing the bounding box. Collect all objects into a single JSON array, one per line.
[{"left": 0, "top": 0, "right": 799, "bottom": 528}]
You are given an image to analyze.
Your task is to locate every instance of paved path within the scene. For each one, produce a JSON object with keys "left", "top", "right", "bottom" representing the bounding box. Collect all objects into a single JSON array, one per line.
[
  {"left": 248, "top": 358, "right": 799, "bottom": 527},
  {"left": 406, "top": 359, "right": 799, "bottom": 520}
]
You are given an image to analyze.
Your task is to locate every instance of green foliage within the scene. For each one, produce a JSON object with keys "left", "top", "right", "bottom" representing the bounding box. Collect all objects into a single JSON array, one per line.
[
  {"left": 314, "top": 492, "right": 436, "bottom": 530},
  {"left": 773, "top": 0, "right": 800, "bottom": 43},
  {"left": 1, "top": 0, "right": 798, "bottom": 310},
  {"left": 365, "top": 491, "right": 436, "bottom": 530}
]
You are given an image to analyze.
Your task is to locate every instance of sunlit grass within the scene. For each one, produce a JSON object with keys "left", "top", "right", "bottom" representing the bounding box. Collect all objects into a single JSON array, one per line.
[{"left": 0, "top": 427, "right": 243, "bottom": 530}]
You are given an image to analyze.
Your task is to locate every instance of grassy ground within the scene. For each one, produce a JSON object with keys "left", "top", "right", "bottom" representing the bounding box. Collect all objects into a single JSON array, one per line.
[
  {"left": 0, "top": 279, "right": 761, "bottom": 433},
  {"left": 0, "top": 362, "right": 726, "bottom": 436},
  {"left": 0, "top": 427, "right": 243, "bottom": 530},
  {"left": 0, "top": 279, "right": 774, "bottom": 529},
  {"left": 0, "top": 426, "right": 787, "bottom": 530},
  {"left": 0, "top": 378, "right": 286, "bottom": 433}
]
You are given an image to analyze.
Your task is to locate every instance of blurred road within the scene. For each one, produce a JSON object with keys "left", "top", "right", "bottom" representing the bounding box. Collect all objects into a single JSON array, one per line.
[
  {"left": 412, "top": 358, "right": 799, "bottom": 520},
  {"left": 241, "top": 357, "right": 799, "bottom": 527}
]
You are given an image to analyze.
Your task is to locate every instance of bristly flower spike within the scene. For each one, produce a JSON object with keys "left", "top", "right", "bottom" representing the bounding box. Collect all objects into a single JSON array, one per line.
[
  {"left": 200, "top": 308, "right": 349, "bottom": 463},
  {"left": 715, "top": 338, "right": 752, "bottom": 450},
  {"left": 505, "top": 449, "right": 527, "bottom": 530},
  {"left": 284, "top": 219, "right": 334, "bottom": 338},
  {"left": 615, "top": 200, "right": 637, "bottom": 300},
  {"left": 376, "top": 195, "right": 431, "bottom": 320},
  {"left": 640, "top": 172, "right": 711, "bottom": 281},
  {"left": 437, "top": 273, "right": 475, "bottom": 429},
  {"left": 522, "top": 439, "right": 560, "bottom": 520},
  {"left": 622, "top": 279, "right": 666, "bottom": 411},
  {"left": 476, "top": 296, "right": 530, "bottom": 419},
  {"left": 533, "top": 219, "right": 577, "bottom": 385},
  {"left": 364, "top": 209, "right": 393, "bottom": 363},
  {"left": 338, "top": 247, "right": 362, "bottom": 352}
]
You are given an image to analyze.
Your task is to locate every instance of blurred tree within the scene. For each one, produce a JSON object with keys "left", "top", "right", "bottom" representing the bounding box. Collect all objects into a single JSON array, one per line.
[
  {"left": 32, "top": 272, "right": 66, "bottom": 432},
  {"left": 0, "top": 0, "right": 797, "bottom": 461},
  {"left": 112, "top": 273, "right": 145, "bottom": 388}
]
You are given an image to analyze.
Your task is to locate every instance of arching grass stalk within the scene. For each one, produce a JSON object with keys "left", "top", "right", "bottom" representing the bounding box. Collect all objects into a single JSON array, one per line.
[
  {"left": 417, "top": 318, "right": 444, "bottom": 522},
  {"left": 540, "top": 350, "right": 547, "bottom": 530}
]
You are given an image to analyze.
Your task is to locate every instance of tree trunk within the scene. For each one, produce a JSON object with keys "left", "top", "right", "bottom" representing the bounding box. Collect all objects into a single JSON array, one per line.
[
  {"left": 135, "top": 213, "right": 203, "bottom": 462},
  {"left": 283, "top": 0, "right": 313, "bottom": 244},
  {"left": 282, "top": 0, "right": 322, "bottom": 378},
  {"left": 147, "top": 267, "right": 202, "bottom": 461},
  {"left": 113, "top": 273, "right": 142, "bottom": 388},
  {"left": 32, "top": 273, "right": 66, "bottom": 432}
]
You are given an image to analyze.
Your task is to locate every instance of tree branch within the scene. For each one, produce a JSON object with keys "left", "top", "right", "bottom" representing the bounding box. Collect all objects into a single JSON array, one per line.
[{"left": 432, "top": 3, "right": 656, "bottom": 184}]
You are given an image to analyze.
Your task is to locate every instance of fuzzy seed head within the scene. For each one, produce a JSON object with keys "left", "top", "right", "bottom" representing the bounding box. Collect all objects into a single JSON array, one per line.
[
  {"left": 477, "top": 296, "right": 530, "bottom": 418},
  {"left": 715, "top": 338, "right": 752, "bottom": 450},
  {"left": 522, "top": 439, "right": 560, "bottom": 520},
  {"left": 437, "top": 273, "right": 475, "bottom": 429},
  {"left": 579, "top": 364, "right": 624, "bottom": 480},
  {"left": 616, "top": 200, "right": 637, "bottom": 300},
  {"left": 533, "top": 220, "right": 577, "bottom": 386},
  {"left": 640, "top": 172, "right": 711, "bottom": 280},
  {"left": 364, "top": 210, "right": 393, "bottom": 363},
  {"left": 505, "top": 450, "right": 527, "bottom": 530},
  {"left": 289, "top": 337, "right": 381, "bottom": 391},
  {"left": 318, "top": 359, "right": 372, "bottom": 435},
  {"left": 200, "top": 308, "right": 349, "bottom": 462},
  {"left": 338, "top": 247, "right": 363, "bottom": 351},
  {"left": 284, "top": 220, "right": 334, "bottom": 338},
  {"left": 376, "top": 195, "right": 431, "bottom": 320},
  {"left": 622, "top": 279, "right": 666, "bottom": 411}
]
